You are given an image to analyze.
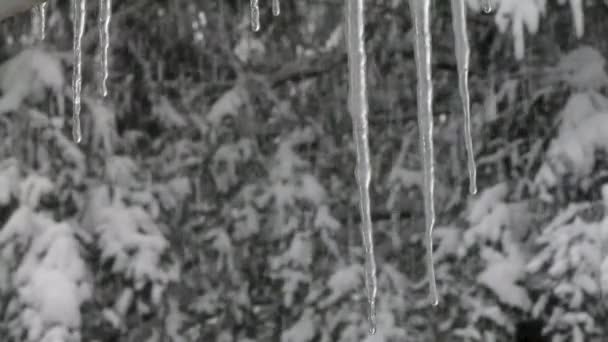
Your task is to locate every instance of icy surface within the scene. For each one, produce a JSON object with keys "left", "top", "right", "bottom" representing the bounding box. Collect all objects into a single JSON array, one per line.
[
  {"left": 98, "top": 0, "right": 111, "bottom": 96},
  {"left": 250, "top": 0, "right": 260, "bottom": 31},
  {"left": 450, "top": 0, "right": 477, "bottom": 194},
  {"left": 72, "top": 0, "right": 86, "bottom": 143},
  {"left": 409, "top": 0, "right": 438, "bottom": 306},
  {"left": 345, "top": 0, "right": 377, "bottom": 333}
]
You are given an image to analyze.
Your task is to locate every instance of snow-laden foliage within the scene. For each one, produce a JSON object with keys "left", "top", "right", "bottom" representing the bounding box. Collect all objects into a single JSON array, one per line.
[
  {"left": 0, "top": 49, "right": 64, "bottom": 115},
  {"left": 535, "top": 47, "right": 608, "bottom": 196},
  {"left": 0, "top": 1, "right": 607, "bottom": 341},
  {"left": 81, "top": 184, "right": 179, "bottom": 331},
  {"left": 433, "top": 45, "right": 608, "bottom": 341},
  {"left": 466, "top": 0, "right": 586, "bottom": 59},
  {"left": 526, "top": 201, "right": 607, "bottom": 341},
  {"left": 0, "top": 169, "right": 90, "bottom": 342}
]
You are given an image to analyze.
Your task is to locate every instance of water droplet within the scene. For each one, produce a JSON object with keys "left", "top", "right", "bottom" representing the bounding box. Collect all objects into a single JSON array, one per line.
[
  {"left": 73, "top": 118, "right": 82, "bottom": 144},
  {"left": 481, "top": 0, "right": 495, "bottom": 14},
  {"left": 369, "top": 324, "right": 377, "bottom": 335},
  {"left": 272, "top": 0, "right": 280, "bottom": 16}
]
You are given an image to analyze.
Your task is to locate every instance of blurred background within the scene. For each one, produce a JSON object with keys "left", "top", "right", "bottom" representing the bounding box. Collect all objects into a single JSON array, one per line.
[{"left": 0, "top": 0, "right": 607, "bottom": 341}]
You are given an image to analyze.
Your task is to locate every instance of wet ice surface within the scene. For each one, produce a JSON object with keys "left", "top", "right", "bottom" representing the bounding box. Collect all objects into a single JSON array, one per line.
[{"left": 345, "top": 0, "right": 378, "bottom": 333}]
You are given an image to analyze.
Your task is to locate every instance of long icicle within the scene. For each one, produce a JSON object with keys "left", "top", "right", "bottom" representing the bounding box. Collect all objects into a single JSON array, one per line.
[
  {"left": 98, "top": 0, "right": 111, "bottom": 97},
  {"left": 272, "top": 0, "right": 280, "bottom": 16},
  {"left": 409, "top": 0, "right": 438, "bottom": 306},
  {"left": 72, "top": 0, "right": 86, "bottom": 143},
  {"left": 450, "top": 0, "right": 477, "bottom": 195},
  {"left": 40, "top": 2, "right": 47, "bottom": 40},
  {"left": 250, "top": 0, "right": 260, "bottom": 31},
  {"left": 345, "top": 0, "right": 377, "bottom": 333}
]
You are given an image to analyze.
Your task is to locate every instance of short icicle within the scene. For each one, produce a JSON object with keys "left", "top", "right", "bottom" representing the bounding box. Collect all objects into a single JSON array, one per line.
[
  {"left": 250, "top": 0, "right": 260, "bottom": 31},
  {"left": 409, "top": 0, "right": 438, "bottom": 306},
  {"left": 345, "top": 0, "right": 378, "bottom": 334},
  {"left": 32, "top": 2, "right": 46, "bottom": 41},
  {"left": 272, "top": 0, "right": 280, "bottom": 16},
  {"left": 450, "top": 0, "right": 477, "bottom": 195},
  {"left": 98, "top": 0, "right": 111, "bottom": 97},
  {"left": 39, "top": 2, "right": 47, "bottom": 40},
  {"left": 72, "top": 0, "right": 87, "bottom": 143}
]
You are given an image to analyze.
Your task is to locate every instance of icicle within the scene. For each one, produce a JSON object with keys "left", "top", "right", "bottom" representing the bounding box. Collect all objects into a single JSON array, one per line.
[
  {"left": 32, "top": 7, "right": 40, "bottom": 40},
  {"left": 250, "top": 0, "right": 260, "bottom": 31},
  {"left": 31, "top": 2, "right": 46, "bottom": 41},
  {"left": 72, "top": 0, "right": 86, "bottom": 143},
  {"left": 98, "top": 0, "right": 111, "bottom": 97},
  {"left": 39, "top": 2, "right": 47, "bottom": 40},
  {"left": 33, "top": 2, "right": 47, "bottom": 41},
  {"left": 450, "top": 0, "right": 477, "bottom": 195},
  {"left": 345, "top": 0, "right": 377, "bottom": 334},
  {"left": 272, "top": 0, "right": 280, "bottom": 16},
  {"left": 409, "top": 0, "right": 438, "bottom": 306}
]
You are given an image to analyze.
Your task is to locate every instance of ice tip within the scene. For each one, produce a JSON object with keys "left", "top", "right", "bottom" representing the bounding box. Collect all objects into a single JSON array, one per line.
[
  {"left": 367, "top": 299, "right": 377, "bottom": 335},
  {"left": 429, "top": 287, "right": 439, "bottom": 307},
  {"left": 368, "top": 324, "right": 377, "bottom": 335},
  {"left": 430, "top": 297, "right": 439, "bottom": 307},
  {"left": 72, "top": 122, "right": 82, "bottom": 144},
  {"left": 73, "top": 131, "right": 82, "bottom": 144},
  {"left": 469, "top": 182, "right": 478, "bottom": 195},
  {"left": 429, "top": 289, "right": 439, "bottom": 308},
  {"left": 480, "top": 0, "right": 496, "bottom": 14}
]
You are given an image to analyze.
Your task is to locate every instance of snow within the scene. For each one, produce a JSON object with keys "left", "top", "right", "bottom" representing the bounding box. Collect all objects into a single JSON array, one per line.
[
  {"left": 0, "top": 199, "right": 90, "bottom": 341},
  {"left": 323, "top": 264, "right": 363, "bottom": 307},
  {"left": 84, "top": 185, "right": 179, "bottom": 294},
  {"left": 21, "top": 267, "right": 82, "bottom": 328},
  {"left": 477, "top": 252, "right": 532, "bottom": 310},
  {"left": 19, "top": 174, "right": 54, "bottom": 208},
  {"left": 281, "top": 308, "right": 315, "bottom": 342},
  {"left": 207, "top": 86, "right": 246, "bottom": 125},
  {"left": 433, "top": 226, "right": 463, "bottom": 262},
  {"left": 0, "top": 49, "right": 64, "bottom": 115},
  {"left": 557, "top": 46, "right": 608, "bottom": 90},
  {"left": 468, "top": 182, "right": 508, "bottom": 224}
]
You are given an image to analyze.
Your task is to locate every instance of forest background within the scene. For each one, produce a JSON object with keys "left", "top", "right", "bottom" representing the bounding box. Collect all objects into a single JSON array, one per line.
[{"left": 0, "top": 0, "right": 607, "bottom": 341}]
